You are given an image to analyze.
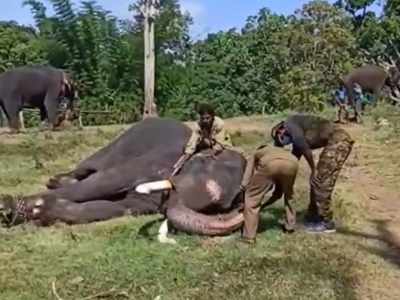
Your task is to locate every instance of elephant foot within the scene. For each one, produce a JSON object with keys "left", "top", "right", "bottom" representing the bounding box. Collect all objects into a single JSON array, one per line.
[
  {"left": 1, "top": 128, "right": 21, "bottom": 135},
  {"left": 334, "top": 120, "right": 347, "bottom": 125},
  {"left": 0, "top": 194, "right": 45, "bottom": 226},
  {"left": 47, "top": 174, "right": 78, "bottom": 190},
  {"left": 39, "top": 122, "right": 51, "bottom": 132},
  {"left": 0, "top": 195, "right": 15, "bottom": 226}
]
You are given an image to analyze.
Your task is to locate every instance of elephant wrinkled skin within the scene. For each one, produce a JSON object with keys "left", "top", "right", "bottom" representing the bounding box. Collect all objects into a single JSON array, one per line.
[{"left": 0, "top": 118, "right": 246, "bottom": 236}]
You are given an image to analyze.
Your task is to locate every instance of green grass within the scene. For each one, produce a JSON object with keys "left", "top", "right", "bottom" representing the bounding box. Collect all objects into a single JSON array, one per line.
[{"left": 0, "top": 113, "right": 399, "bottom": 299}]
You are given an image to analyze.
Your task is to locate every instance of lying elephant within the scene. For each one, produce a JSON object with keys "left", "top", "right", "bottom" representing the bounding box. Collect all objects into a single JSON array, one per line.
[
  {"left": 0, "top": 65, "right": 79, "bottom": 133},
  {"left": 0, "top": 118, "right": 247, "bottom": 236}
]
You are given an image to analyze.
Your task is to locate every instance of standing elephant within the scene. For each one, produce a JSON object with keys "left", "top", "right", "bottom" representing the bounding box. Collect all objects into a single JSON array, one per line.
[
  {"left": 340, "top": 64, "right": 400, "bottom": 122},
  {"left": 0, "top": 65, "right": 79, "bottom": 133}
]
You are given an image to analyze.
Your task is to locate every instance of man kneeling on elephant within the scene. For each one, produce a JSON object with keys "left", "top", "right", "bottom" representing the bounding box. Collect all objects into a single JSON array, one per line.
[
  {"left": 239, "top": 145, "right": 299, "bottom": 244},
  {"left": 171, "top": 103, "right": 233, "bottom": 176}
]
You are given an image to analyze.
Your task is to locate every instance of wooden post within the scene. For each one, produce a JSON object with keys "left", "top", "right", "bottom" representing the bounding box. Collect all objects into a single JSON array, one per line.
[{"left": 142, "top": 0, "right": 160, "bottom": 119}]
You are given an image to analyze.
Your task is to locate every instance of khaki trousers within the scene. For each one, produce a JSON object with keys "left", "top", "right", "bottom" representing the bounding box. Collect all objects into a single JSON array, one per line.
[{"left": 243, "top": 158, "right": 298, "bottom": 240}]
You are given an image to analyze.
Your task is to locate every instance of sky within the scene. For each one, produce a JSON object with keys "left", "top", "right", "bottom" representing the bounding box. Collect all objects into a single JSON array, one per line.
[{"left": 0, "top": 0, "right": 383, "bottom": 39}]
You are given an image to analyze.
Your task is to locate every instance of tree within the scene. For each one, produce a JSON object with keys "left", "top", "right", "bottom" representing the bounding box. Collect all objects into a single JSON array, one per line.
[
  {"left": 0, "top": 22, "right": 46, "bottom": 72},
  {"left": 334, "top": 0, "right": 378, "bottom": 29}
]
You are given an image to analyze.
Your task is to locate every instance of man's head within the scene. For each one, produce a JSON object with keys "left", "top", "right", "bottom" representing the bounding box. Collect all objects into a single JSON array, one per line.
[
  {"left": 271, "top": 121, "right": 292, "bottom": 147},
  {"left": 197, "top": 103, "right": 215, "bottom": 130}
]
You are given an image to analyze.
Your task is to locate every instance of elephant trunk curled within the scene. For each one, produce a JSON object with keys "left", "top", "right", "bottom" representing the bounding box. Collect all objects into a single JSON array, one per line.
[{"left": 166, "top": 201, "right": 243, "bottom": 236}]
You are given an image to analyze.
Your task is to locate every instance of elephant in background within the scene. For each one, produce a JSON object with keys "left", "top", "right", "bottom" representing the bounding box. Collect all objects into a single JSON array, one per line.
[
  {"left": 0, "top": 65, "right": 80, "bottom": 133},
  {"left": 340, "top": 64, "right": 400, "bottom": 122}
]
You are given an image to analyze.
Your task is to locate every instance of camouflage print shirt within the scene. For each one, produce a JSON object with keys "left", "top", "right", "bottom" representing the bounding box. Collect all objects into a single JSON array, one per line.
[{"left": 184, "top": 116, "right": 233, "bottom": 155}]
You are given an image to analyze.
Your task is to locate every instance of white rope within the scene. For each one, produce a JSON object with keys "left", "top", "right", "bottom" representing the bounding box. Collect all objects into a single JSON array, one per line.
[{"left": 157, "top": 219, "right": 177, "bottom": 245}]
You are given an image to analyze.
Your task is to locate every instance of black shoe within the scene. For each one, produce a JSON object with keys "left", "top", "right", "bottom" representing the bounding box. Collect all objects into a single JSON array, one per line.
[{"left": 304, "top": 220, "right": 336, "bottom": 233}]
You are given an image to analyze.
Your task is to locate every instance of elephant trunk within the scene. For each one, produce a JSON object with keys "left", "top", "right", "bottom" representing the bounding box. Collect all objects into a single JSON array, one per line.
[{"left": 166, "top": 202, "right": 243, "bottom": 236}]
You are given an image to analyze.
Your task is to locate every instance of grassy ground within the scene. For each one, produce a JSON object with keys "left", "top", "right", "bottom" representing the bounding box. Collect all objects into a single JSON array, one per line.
[{"left": 1, "top": 109, "right": 400, "bottom": 299}]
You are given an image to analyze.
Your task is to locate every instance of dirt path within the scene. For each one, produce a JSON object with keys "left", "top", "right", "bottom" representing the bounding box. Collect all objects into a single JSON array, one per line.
[
  {"left": 336, "top": 124, "right": 400, "bottom": 298},
  {"left": 345, "top": 124, "right": 400, "bottom": 249}
]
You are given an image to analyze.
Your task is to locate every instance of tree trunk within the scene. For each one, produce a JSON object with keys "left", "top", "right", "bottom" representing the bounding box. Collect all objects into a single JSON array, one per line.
[{"left": 142, "top": 0, "right": 158, "bottom": 119}]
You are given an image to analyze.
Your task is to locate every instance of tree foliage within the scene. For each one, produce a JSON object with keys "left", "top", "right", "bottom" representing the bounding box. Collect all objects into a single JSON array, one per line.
[{"left": 0, "top": 0, "right": 397, "bottom": 123}]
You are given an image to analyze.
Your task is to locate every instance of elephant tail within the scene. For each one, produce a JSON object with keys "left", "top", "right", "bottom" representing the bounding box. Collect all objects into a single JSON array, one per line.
[{"left": 166, "top": 202, "right": 243, "bottom": 236}]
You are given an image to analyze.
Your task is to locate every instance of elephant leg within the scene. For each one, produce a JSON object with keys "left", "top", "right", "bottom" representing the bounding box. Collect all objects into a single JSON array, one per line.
[
  {"left": 116, "top": 192, "right": 162, "bottom": 215},
  {"left": 0, "top": 102, "right": 9, "bottom": 128},
  {"left": 372, "top": 87, "right": 382, "bottom": 104},
  {"left": 44, "top": 88, "right": 61, "bottom": 129},
  {"left": 32, "top": 197, "right": 128, "bottom": 225},
  {"left": 3, "top": 96, "right": 22, "bottom": 133},
  {"left": 39, "top": 106, "right": 49, "bottom": 130},
  {"left": 50, "top": 156, "right": 165, "bottom": 203},
  {"left": 46, "top": 167, "right": 97, "bottom": 190}
]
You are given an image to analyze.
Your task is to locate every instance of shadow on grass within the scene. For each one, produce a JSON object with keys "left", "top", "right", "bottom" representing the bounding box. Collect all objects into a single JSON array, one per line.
[
  {"left": 135, "top": 217, "right": 164, "bottom": 241},
  {"left": 338, "top": 219, "right": 400, "bottom": 269},
  {"left": 258, "top": 206, "right": 309, "bottom": 233},
  {"left": 257, "top": 207, "right": 287, "bottom": 233}
]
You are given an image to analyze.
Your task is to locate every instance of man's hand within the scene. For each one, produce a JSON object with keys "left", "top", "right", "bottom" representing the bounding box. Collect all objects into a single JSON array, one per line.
[
  {"left": 213, "top": 148, "right": 223, "bottom": 157},
  {"left": 203, "top": 138, "right": 212, "bottom": 147},
  {"left": 213, "top": 142, "right": 224, "bottom": 156},
  {"left": 309, "top": 171, "right": 317, "bottom": 187}
]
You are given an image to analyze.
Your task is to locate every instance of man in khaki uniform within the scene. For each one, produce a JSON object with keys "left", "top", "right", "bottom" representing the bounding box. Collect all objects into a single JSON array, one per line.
[
  {"left": 172, "top": 103, "right": 233, "bottom": 176},
  {"left": 240, "top": 145, "right": 299, "bottom": 244},
  {"left": 183, "top": 104, "right": 232, "bottom": 156}
]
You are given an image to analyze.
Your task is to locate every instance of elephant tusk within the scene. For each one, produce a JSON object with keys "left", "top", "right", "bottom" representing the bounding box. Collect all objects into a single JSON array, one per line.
[{"left": 135, "top": 180, "right": 173, "bottom": 194}]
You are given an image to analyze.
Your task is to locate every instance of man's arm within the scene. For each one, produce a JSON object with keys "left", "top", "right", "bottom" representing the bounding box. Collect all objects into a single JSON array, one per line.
[
  {"left": 287, "top": 122, "right": 315, "bottom": 175},
  {"left": 184, "top": 124, "right": 201, "bottom": 156},
  {"left": 240, "top": 154, "right": 256, "bottom": 189},
  {"left": 212, "top": 118, "right": 232, "bottom": 153}
]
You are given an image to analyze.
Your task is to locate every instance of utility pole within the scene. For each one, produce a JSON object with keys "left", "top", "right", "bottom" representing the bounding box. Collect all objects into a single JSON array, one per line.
[{"left": 140, "top": 0, "right": 160, "bottom": 119}]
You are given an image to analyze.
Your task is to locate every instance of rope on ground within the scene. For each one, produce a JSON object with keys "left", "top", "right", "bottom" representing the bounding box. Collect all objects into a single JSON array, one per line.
[{"left": 52, "top": 280, "right": 64, "bottom": 300}]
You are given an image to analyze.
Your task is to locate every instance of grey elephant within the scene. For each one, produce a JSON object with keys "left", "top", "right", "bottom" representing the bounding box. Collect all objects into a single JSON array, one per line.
[
  {"left": 340, "top": 64, "right": 400, "bottom": 122},
  {"left": 0, "top": 65, "right": 80, "bottom": 133}
]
